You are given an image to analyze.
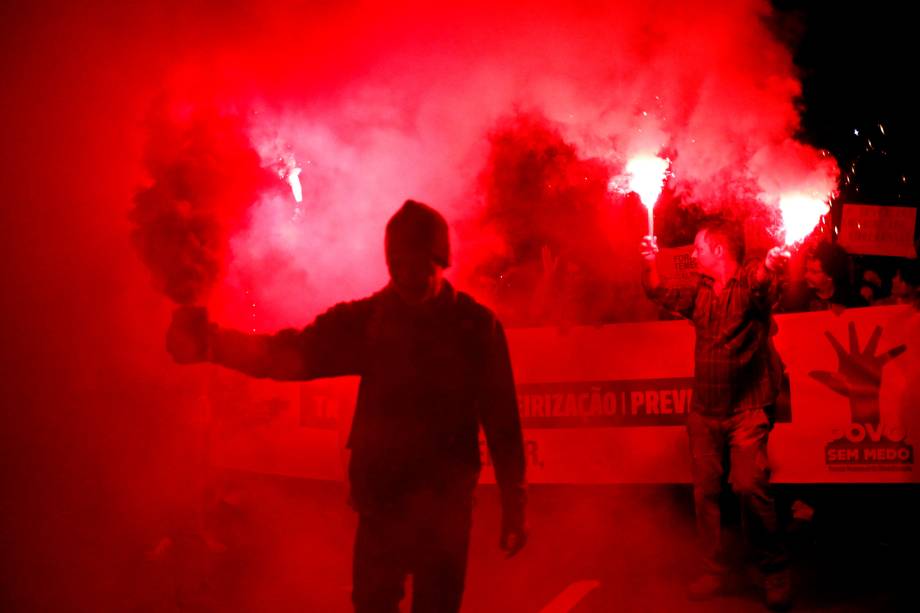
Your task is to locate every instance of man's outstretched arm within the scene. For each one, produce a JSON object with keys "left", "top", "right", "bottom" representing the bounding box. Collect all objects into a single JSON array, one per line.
[{"left": 166, "top": 302, "right": 367, "bottom": 381}]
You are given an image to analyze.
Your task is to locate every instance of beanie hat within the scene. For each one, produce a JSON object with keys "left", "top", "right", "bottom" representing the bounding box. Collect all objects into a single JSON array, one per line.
[{"left": 385, "top": 200, "right": 451, "bottom": 268}]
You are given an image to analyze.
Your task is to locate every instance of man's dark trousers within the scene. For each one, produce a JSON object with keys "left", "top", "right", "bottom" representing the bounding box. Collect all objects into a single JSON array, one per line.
[
  {"left": 352, "top": 487, "right": 474, "bottom": 613},
  {"left": 688, "top": 407, "right": 787, "bottom": 575}
]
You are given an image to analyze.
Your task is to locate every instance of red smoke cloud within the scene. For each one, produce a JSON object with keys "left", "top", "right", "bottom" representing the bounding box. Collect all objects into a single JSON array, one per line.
[
  {"left": 3, "top": 2, "right": 842, "bottom": 610},
  {"left": 466, "top": 112, "right": 632, "bottom": 326},
  {"left": 131, "top": 0, "right": 837, "bottom": 329},
  {"left": 131, "top": 101, "right": 274, "bottom": 304}
]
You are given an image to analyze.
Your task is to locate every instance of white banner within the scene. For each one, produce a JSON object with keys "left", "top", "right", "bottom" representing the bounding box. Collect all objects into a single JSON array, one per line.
[{"left": 211, "top": 306, "right": 920, "bottom": 484}]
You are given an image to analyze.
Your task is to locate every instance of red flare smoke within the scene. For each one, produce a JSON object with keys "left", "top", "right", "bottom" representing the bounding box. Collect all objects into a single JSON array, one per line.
[{"left": 131, "top": 104, "right": 273, "bottom": 304}]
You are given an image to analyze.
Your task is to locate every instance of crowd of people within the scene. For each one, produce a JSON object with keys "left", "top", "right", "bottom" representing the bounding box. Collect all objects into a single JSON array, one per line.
[{"left": 778, "top": 238, "right": 919, "bottom": 313}]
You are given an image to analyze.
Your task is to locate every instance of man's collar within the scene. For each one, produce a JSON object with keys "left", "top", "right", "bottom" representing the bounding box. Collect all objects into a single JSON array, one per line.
[
  {"left": 383, "top": 279, "right": 455, "bottom": 309},
  {"left": 699, "top": 264, "right": 742, "bottom": 288}
]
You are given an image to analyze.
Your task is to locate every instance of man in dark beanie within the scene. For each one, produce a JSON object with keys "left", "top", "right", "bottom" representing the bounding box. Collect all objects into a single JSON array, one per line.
[
  {"left": 166, "top": 199, "right": 527, "bottom": 613},
  {"left": 387, "top": 199, "right": 451, "bottom": 265}
]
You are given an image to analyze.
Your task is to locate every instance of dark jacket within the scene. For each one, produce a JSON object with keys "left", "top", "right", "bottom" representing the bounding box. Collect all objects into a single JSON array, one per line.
[{"left": 207, "top": 282, "right": 526, "bottom": 514}]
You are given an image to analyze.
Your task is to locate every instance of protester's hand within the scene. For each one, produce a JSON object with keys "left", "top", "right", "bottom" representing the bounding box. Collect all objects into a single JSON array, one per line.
[
  {"left": 765, "top": 246, "right": 791, "bottom": 272},
  {"left": 500, "top": 501, "right": 527, "bottom": 557},
  {"left": 640, "top": 235, "right": 659, "bottom": 263},
  {"left": 166, "top": 305, "right": 210, "bottom": 364},
  {"left": 500, "top": 522, "right": 528, "bottom": 558}
]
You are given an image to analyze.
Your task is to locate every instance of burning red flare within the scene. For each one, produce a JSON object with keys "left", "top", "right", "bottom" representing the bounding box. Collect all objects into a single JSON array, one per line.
[
  {"left": 287, "top": 167, "right": 303, "bottom": 203},
  {"left": 624, "top": 155, "right": 670, "bottom": 236},
  {"left": 779, "top": 194, "right": 830, "bottom": 246}
]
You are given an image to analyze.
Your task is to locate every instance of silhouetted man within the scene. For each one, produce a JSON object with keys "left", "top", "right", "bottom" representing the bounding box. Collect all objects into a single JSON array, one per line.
[
  {"left": 167, "top": 200, "right": 527, "bottom": 613},
  {"left": 640, "top": 219, "right": 791, "bottom": 610}
]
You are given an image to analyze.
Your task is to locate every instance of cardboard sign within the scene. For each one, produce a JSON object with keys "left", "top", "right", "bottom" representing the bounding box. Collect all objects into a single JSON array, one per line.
[
  {"left": 655, "top": 244, "right": 697, "bottom": 287},
  {"left": 838, "top": 203, "right": 917, "bottom": 258}
]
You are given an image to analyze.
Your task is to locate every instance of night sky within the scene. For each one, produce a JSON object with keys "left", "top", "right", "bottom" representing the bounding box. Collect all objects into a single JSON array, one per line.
[{"left": 774, "top": 0, "right": 917, "bottom": 205}]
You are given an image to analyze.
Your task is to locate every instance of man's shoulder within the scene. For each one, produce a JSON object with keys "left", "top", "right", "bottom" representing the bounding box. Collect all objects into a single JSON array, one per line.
[
  {"left": 318, "top": 290, "right": 385, "bottom": 323},
  {"left": 453, "top": 287, "right": 500, "bottom": 328}
]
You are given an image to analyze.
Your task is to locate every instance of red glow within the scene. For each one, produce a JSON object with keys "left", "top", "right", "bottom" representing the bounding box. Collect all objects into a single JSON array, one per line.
[
  {"left": 779, "top": 193, "right": 830, "bottom": 246},
  {"left": 287, "top": 166, "right": 303, "bottom": 203},
  {"left": 619, "top": 155, "right": 670, "bottom": 236},
  {"left": 4, "top": 2, "right": 881, "bottom": 610},
  {"left": 121, "top": 0, "right": 840, "bottom": 330},
  {"left": 625, "top": 155, "right": 670, "bottom": 211}
]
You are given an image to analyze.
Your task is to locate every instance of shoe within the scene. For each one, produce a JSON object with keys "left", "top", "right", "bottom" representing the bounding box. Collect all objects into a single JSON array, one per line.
[
  {"left": 687, "top": 573, "right": 725, "bottom": 600},
  {"left": 764, "top": 570, "right": 793, "bottom": 611}
]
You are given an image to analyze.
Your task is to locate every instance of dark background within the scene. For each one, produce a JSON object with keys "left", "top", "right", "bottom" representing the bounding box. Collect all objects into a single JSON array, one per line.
[{"left": 774, "top": 0, "right": 917, "bottom": 206}]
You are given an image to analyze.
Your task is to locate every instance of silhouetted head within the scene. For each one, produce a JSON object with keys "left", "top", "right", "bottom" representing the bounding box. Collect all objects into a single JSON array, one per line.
[{"left": 385, "top": 200, "right": 450, "bottom": 304}]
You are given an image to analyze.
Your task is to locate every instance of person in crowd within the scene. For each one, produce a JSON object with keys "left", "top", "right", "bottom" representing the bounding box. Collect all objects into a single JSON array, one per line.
[{"left": 781, "top": 241, "right": 866, "bottom": 312}]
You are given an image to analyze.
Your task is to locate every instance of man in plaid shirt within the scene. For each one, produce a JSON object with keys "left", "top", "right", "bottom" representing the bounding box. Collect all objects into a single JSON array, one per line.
[{"left": 641, "top": 219, "right": 792, "bottom": 610}]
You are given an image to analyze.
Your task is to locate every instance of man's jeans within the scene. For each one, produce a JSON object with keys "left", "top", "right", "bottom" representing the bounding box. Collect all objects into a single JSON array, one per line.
[
  {"left": 688, "top": 408, "right": 787, "bottom": 575},
  {"left": 352, "top": 487, "right": 474, "bottom": 613}
]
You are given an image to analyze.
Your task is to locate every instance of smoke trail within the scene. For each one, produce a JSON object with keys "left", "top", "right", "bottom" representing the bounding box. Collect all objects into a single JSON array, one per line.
[{"left": 465, "top": 112, "right": 640, "bottom": 325}]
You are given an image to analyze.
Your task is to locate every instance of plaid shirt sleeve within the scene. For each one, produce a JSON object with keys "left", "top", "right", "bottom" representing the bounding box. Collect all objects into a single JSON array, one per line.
[{"left": 741, "top": 259, "right": 784, "bottom": 309}]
